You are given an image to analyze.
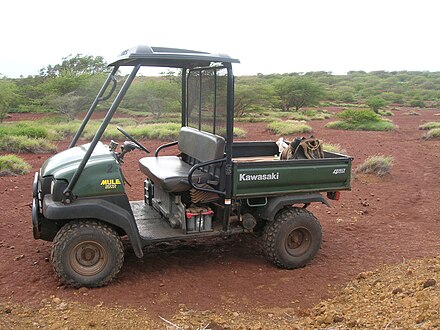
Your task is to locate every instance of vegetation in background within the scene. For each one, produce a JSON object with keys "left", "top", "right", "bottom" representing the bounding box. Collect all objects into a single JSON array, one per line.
[
  {"left": 419, "top": 122, "right": 440, "bottom": 130},
  {"left": 123, "top": 79, "right": 180, "bottom": 119},
  {"left": 0, "top": 155, "right": 32, "bottom": 176},
  {"left": 366, "top": 96, "right": 388, "bottom": 113},
  {"left": 0, "top": 117, "right": 236, "bottom": 152},
  {"left": 356, "top": 155, "right": 393, "bottom": 177},
  {"left": 234, "top": 82, "right": 277, "bottom": 118},
  {"left": 0, "top": 135, "right": 56, "bottom": 153},
  {"left": 267, "top": 120, "right": 312, "bottom": 135},
  {"left": 274, "top": 76, "right": 325, "bottom": 111},
  {"left": 326, "top": 109, "right": 395, "bottom": 131},
  {"left": 424, "top": 128, "right": 440, "bottom": 140},
  {"left": 0, "top": 78, "right": 19, "bottom": 122},
  {"left": 378, "top": 109, "right": 393, "bottom": 116},
  {"left": 323, "top": 143, "right": 346, "bottom": 154},
  {"left": 2, "top": 55, "right": 440, "bottom": 126}
]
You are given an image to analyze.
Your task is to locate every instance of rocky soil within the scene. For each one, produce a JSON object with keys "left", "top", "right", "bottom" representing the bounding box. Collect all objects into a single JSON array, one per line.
[
  {"left": 1, "top": 108, "right": 440, "bottom": 329},
  {"left": 1, "top": 256, "right": 438, "bottom": 329}
]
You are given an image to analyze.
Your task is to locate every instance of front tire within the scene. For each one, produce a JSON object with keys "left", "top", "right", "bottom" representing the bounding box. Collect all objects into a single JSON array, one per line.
[
  {"left": 263, "top": 207, "right": 322, "bottom": 269},
  {"left": 51, "top": 220, "right": 124, "bottom": 288}
]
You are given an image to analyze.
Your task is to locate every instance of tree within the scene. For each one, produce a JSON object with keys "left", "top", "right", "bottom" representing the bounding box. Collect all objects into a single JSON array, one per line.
[
  {"left": 46, "top": 91, "right": 88, "bottom": 120},
  {"left": 234, "top": 83, "right": 276, "bottom": 117},
  {"left": 274, "top": 76, "right": 325, "bottom": 111},
  {"left": 0, "top": 79, "right": 18, "bottom": 123},
  {"left": 37, "top": 55, "right": 109, "bottom": 117},
  {"left": 123, "top": 79, "right": 180, "bottom": 118},
  {"left": 366, "top": 96, "right": 388, "bottom": 113},
  {"left": 39, "top": 54, "right": 108, "bottom": 77}
]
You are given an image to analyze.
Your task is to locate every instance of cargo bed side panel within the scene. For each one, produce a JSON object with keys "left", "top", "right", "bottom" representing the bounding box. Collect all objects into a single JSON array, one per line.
[{"left": 232, "top": 158, "right": 352, "bottom": 197}]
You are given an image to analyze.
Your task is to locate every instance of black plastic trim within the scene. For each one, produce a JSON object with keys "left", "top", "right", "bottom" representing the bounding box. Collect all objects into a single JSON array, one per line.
[
  {"left": 42, "top": 195, "right": 144, "bottom": 258},
  {"left": 255, "top": 193, "right": 330, "bottom": 221}
]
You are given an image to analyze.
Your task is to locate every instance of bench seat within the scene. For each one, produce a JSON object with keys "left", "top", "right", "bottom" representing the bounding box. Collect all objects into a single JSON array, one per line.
[
  {"left": 139, "top": 127, "right": 226, "bottom": 193},
  {"left": 139, "top": 156, "right": 211, "bottom": 192}
]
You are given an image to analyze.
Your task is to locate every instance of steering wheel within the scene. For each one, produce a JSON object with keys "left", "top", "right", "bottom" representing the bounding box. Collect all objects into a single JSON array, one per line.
[{"left": 117, "top": 126, "right": 150, "bottom": 154}]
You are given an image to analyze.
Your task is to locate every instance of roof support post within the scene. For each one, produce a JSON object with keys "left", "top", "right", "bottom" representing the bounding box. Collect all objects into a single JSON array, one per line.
[
  {"left": 69, "top": 66, "right": 119, "bottom": 148},
  {"left": 222, "top": 63, "right": 235, "bottom": 231},
  {"left": 63, "top": 64, "right": 141, "bottom": 203}
]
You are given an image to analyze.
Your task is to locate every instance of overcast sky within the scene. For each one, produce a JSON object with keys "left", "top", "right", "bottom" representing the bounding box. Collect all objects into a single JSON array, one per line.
[{"left": 1, "top": 0, "right": 439, "bottom": 77}]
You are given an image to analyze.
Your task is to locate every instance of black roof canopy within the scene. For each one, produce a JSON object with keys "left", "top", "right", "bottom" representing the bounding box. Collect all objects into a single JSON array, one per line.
[{"left": 109, "top": 45, "right": 240, "bottom": 68}]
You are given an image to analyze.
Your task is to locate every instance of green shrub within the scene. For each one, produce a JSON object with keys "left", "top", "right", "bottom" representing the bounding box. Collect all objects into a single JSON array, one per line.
[
  {"left": 409, "top": 99, "right": 425, "bottom": 108},
  {"left": 267, "top": 121, "right": 312, "bottom": 135},
  {"left": 366, "top": 97, "right": 388, "bottom": 113},
  {"left": 118, "top": 108, "right": 153, "bottom": 117},
  {"left": 326, "top": 120, "right": 395, "bottom": 131},
  {"left": 236, "top": 116, "right": 273, "bottom": 123},
  {"left": 305, "top": 109, "right": 332, "bottom": 120},
  {"left": 0, "top": 155, "right": 32, "bottom": 176},
  {"left": 424, "top": 128, "right": 440, "bottom": 140},
  {"left": 378, "top": 110, "right": 393, "bottom": 116},
  {"left": 285, "top": 113, "right": 310, "bottom": 121},
  {"left": 326, "top": 109, "right": 395, "bottom": 131},
  {"left": 283, "top": 109, "right": 332, "bottom": 122},
  {"left": 0, "top": 122, "right": 52, "bottom": 139},
  {"left": 233, "top": 127, "right": 247, "bottom": 138},
  {"left": 419, "top": 122, "right": 440, "bottom": 130},
  {"left": 109, "top": 118, "right": 138, "bottom": 126},
  {"left": 356, "top": 155, "right": 393, "bottom": 177},
  {"left": 337, "top": 109, "right": 381, "bottom": 123},
  {"left": 0, "top": 136, "right": 56, "bottom": 153},
  {"left": 121, "top": 123, "right": 181, "bottom": 140},
  {"left": 50, "top": 122, "right": 82, "bottom": 138}
]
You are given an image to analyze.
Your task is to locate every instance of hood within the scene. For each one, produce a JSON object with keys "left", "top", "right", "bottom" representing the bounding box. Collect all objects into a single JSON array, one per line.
[{"left": 41, "top": 142, "right": 115, "bottom": 179}]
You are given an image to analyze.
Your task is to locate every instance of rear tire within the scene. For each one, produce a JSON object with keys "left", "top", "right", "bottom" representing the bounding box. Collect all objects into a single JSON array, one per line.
[
  {"left": 51, "top": 220, "right": 124, "bottom": 288},
  {"left": 263, "top": 207, "right": 322, "bottom": 269}
]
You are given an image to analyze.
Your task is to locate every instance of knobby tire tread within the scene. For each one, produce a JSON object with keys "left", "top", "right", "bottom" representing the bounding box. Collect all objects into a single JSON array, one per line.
[
  {"left": 51, "top": 220, "right": 124, "bottom": 288},
  {"left": 262, "top": 207, "right": 321, "bottom": 269}
]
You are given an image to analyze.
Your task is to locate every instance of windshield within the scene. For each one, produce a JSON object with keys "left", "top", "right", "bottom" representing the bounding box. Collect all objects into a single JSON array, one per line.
[{"left": 186, "top": 67, "right": 228, "bottom": 138}]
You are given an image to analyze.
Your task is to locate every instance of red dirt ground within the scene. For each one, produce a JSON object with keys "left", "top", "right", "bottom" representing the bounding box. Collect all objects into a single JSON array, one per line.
[{"left": 1, "top": 108, "right": 440, "bottom": 318}]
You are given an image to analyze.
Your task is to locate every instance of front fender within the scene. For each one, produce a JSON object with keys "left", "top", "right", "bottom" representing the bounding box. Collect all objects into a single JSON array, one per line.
[{"left": 43, "top": 195, "right": 143, "bottom": 258}]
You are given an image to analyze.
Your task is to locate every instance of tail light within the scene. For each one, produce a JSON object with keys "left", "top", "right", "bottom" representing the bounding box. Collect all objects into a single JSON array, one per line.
[{"left": 327, "top": 191, "right": 341, "bottom": 201}]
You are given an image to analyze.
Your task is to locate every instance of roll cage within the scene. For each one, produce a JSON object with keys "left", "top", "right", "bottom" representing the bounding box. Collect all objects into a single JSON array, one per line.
[{"left": 64, "top": 45, "right": 239, "bottom": 206}]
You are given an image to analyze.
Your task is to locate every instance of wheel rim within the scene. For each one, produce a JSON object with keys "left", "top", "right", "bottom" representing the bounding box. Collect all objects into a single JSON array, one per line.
[
  {"left": 285, "top": 227, "right": 312, "bottom": 257},
  {"left": 69, "top": 241, "right": 108, "bottom": 276}
]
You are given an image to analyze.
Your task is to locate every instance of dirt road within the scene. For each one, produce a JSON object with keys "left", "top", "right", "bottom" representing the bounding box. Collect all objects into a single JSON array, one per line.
[{"left": 1, "top": 108, "right": 439, "bottom": 327}]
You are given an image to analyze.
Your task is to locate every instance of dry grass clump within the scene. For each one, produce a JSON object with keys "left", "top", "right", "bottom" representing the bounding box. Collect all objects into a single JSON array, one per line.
[
  {"left": 323, "top": 143, "right": 346, "bottom": 154},
  {"left": 267, "top": 120, "right": 312, "bottom": 135},
  {"left": 355, "top": 155, "right": 393, "bottom": 177},
  {"left": 419, "top": 122, "right": 440, "bottom": 130},
  {"left": 404, "top": 110, "right": 421, "bottom": 116},
  {"left": 424, "top": 128, "right": 440, "bottom": 140},
  {"left": 0, "top": 155, "right": 31, "bottom": 176}
]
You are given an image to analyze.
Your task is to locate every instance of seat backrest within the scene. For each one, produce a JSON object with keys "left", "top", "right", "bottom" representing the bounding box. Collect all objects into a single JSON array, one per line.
[{"left": 178, "top": 127, "right": 225, "bottom": 163}]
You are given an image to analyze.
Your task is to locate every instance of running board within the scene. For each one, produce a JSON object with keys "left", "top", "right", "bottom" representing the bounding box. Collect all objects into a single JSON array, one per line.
[{"left": 130, "top": 201, "right": 243, "bottom": 245}]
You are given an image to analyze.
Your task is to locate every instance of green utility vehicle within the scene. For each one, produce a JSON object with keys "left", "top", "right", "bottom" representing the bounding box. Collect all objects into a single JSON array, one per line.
[{"left": 32, "top": 45, "right": 353, "bottom": 287}]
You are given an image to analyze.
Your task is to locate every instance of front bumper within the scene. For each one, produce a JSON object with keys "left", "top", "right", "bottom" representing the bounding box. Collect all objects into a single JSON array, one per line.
[{"left": 32, "top": 172, "right": 41, "bottom": 239}]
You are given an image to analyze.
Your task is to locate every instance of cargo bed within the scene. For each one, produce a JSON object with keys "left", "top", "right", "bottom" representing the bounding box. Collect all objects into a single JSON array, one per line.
[{"left": 232, "top": 141, "right": 352, "bottom": 198}]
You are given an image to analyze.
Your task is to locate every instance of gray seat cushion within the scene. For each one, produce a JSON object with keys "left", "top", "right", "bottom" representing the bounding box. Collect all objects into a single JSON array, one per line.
[
  {"left": 139, "top": 156, "right": 211, "bottom": 192},
  {"left": 178, "top": 127, "right": 225, "bottom": 162}
]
